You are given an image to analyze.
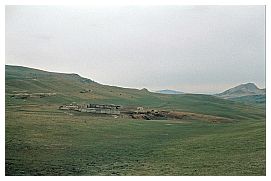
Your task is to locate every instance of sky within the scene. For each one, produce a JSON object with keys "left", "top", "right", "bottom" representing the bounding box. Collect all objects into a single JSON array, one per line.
[{"left": 5, "top": 5, "right": 265, "bottom": 94}]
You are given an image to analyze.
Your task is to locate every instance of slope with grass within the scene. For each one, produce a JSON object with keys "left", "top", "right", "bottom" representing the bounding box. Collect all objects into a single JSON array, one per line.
[
  {"left": 5, "top": 65, "right": 264, "bottom": 120},
  {"left": 5, "top": 65, "right": 266, "bottom": 175}
]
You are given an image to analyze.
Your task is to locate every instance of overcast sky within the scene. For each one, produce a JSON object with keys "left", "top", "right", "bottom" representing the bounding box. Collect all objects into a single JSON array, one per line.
[{"left": 5, "top": 6, "right": 265, "bottom": 93}]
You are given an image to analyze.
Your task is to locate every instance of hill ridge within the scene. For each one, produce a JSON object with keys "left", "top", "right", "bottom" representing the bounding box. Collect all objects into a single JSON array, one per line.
[{"left": 216, "top": 83, "right": 266, "bottom": 102}]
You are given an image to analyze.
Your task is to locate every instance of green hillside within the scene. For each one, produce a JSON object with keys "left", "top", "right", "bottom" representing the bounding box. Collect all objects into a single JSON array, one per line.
[
  {"left": 229, "top": 95, "right": 266, "bottom": 105},
  {"left": 5, "top": 65, "right": 266, "bottom": 175},
  {"left": 5, "top": 65, "right": 264, "bottom": 120}
]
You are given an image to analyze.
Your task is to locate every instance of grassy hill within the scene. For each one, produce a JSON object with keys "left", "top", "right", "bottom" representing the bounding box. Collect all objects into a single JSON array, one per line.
[
  {"left": 229, "top": 94, "right": 266, "bottom": 105},
  {"left": 5, "top": 65, "right": 264, "bottom": 120},
  {"left": 5, "top": 65, "right": 266, "bottom": 175}
]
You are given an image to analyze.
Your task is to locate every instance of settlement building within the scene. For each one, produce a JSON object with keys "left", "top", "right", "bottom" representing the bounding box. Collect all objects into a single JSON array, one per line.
[{"left": 59, "top": 103, "right": 121, "bottom": 115}]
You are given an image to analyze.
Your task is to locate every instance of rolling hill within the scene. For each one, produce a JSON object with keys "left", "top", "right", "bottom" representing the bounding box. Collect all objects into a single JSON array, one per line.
[
  {"left": 5, "top": 65, "right": 266, "bottom": 175},
  {"left": 5, "top": 65, "right": 264, "bottom": 120}
]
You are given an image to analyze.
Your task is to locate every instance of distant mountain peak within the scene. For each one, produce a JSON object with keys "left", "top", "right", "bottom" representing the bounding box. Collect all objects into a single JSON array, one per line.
[
  {"left": 155, "top": 89, "right": 184, "bottom": 95},
  {"left": 217, "top": 83, "right": 265, "bottom": 99},
  {"left": 237, "top": 82, "right": 258, "bottom": 89}
]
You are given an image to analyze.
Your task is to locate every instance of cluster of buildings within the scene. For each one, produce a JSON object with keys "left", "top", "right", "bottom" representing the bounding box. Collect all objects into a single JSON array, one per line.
[{"left": 59, "top": 103, "right": 121, "bottom": 115}]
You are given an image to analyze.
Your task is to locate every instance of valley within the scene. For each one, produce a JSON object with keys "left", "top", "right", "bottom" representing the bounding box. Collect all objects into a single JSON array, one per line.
[{"left": 5, "top": 65, "right": 266, "bottom": 175}]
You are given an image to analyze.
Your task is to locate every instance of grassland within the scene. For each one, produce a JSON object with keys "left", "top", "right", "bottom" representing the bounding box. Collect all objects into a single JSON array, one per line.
[{"left": 5, "top": 65, "right": 266, "bottom": 175}]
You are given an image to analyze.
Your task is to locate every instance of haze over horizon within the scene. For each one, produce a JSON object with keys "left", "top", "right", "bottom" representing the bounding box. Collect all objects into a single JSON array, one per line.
[{"left": 6, "top": 6, "right": 265, "bottom": 93}]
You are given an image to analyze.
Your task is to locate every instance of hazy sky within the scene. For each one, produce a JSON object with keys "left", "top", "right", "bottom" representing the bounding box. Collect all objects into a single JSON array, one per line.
[{"left": 6, "top": 6, "right": 265, "bottom": 93}]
